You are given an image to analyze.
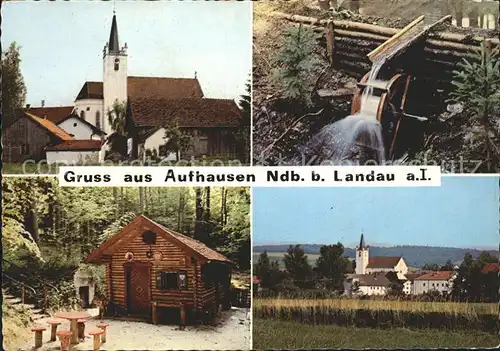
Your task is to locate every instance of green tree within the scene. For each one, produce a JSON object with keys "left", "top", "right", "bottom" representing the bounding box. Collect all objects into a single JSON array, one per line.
[
  {"left": 106, "top": 100, "right": 130, "bottom": 157},
  {"left": 386, "top": 271, "right": 404, "bottom": 296},
  {"left": 1, "top": 42, "right": 27, "bottom": 126},
  {"left": 314, "top": 243, "right": 348, "bottom": 290},
  {"left": 283, "top": 245, "right": 313, "bottom": 288},
  {"left": 163, "top": 123, "right": 192, "bottom": 161},
  {"left": 450, "top": 47, "right": 500, "bottom": 171},
  {"left": 440, "top": 259, "right": 455, "bottom": 271},
  {"left": 235, "top": 78, "right": 251, "bottom": 163},
  {"left": 422, "top": 263, "right": 440, "bottom": 271},
  {"left": 272, "top": 25, "right": 323, "bottom": 105}
]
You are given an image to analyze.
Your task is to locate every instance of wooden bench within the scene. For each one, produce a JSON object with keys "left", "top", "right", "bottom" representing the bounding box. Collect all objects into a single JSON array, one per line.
[
  {"left": 31, "top": 327, "right": 46, "bottom": 348},
  {"left": 56, "top": 330, "right": 72, "bottom": 351},
  {"left": 151, "top": 301, "right": 186, "bottom": 328},
  {"left": 96, "top": 321, "right": 110, "bottom": 343},
  {"left": 47, "top": 320, "right": 62, "bottom": 342},
  {"left": 88, "top": 329, "right": 104, "bottom": 351}
]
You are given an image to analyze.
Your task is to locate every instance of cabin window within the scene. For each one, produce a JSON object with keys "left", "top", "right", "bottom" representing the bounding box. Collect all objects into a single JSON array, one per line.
[
  {"left": 156, "top": 271, "right": 188, "bottom": 290},
  {"left": 96, "top": 111, "right": 101, "bottom": 129}
]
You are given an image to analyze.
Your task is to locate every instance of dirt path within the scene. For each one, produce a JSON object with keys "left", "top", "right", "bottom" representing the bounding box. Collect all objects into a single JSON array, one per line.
[{"left": 22, "top": 308, "right": 251, "bottom": 350}]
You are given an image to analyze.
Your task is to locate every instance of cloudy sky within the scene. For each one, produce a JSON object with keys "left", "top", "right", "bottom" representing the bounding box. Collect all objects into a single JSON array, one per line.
[
  {"left": 2, "top": 1, "right": 251, "bottom": 107},
  {"left": 253, "top": 176, "right": 499, "bottom": 249}
]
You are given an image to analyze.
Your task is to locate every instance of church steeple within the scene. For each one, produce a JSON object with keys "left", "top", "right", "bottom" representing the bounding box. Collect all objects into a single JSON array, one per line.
[
  {"left": 359, "top": 232, "right": 366, "bottom": 249},
  {"left": 108, "top": 14, "right": 120, "bottom": 54}
]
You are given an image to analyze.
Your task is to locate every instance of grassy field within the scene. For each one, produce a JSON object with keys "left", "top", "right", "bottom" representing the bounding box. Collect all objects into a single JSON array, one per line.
[
  {"left": 253, "top": 319, "right": 500, "bottom": 349},
  {"left": 254, "top": 298, "right": 498, "bottom": 332},
  {"left": 255, "top": 298, "right": 497, "bottom": 315}
]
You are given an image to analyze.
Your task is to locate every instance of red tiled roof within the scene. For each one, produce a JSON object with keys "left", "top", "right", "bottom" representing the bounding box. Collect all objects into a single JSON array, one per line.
[
  {"left": 25, "top": 112, "right": 73, "bottom": 141},
  {"left": 28, "top": 106, "right": 75, "bottom": 124},
  {"left": 76, "top": 82, "right": 104, "bottom": 100},
  {"left": 74, "top": 77, "right": 203, "bottom": 101},
  {"left": 85, "top": 215, "right": 232, "bottom": 264},
  {"left": 128, "top": 76, "right": 204, "bottom": 99},
  {"left": 130, "top": 97, "right": 242, "bottom": 128},
  {"left": 481, "top": 263, "right": 500, "bottom": 274},
  {"left": 45, "top": 140, "right": 103, "bottom": 151},
  {"left": 366, "top": 257, "right": 402, "bottom": 269},
  {"left": 414, "top": 271, "right": 454, "bottom": 281}
]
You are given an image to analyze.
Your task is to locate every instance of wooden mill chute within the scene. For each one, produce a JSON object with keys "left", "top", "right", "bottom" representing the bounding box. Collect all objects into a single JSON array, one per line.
[{"left": 349, "top": 15, "right": 452, "bottom": 159}]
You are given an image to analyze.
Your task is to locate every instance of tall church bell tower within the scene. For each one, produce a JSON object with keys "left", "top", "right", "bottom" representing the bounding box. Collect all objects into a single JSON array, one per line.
[
  {"left": 103, "top": 13, "right": 128, "bottom": 135},
  {"left": 355, "top": 232, "right": 369, "bottom": 275}
]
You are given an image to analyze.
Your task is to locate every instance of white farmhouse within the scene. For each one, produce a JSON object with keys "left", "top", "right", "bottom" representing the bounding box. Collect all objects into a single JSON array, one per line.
[
  {"left": 56, "top": 115, "right": 106, "bottom": 140},
  {"left": 413, "top": 271, "right": 456, "bottom": 295}
]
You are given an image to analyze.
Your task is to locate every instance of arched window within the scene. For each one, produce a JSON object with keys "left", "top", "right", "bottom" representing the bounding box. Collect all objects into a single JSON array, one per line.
[
  {"left": 114, "top": 58, "right": 120, "bottom": 71},
  {"left": 80, "top": 110, "right": 85, "bottom": 120},
  {"left": 96, "top": 111, "right": 101, "bottom": 129}
]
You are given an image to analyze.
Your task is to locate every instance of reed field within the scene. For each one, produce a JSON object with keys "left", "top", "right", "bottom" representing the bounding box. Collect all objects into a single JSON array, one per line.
[
  {"left": 253, "top": 319, "right": 500, "bottom": 349},
  {"left": 253, "top": 298, "right": 498, "bottom": 332}
]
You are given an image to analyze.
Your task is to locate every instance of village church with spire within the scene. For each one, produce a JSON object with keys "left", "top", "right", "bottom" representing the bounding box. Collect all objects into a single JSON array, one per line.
[
  {"left": 344, "top": 233, "right": 458, "bottom": 296},
  {"left": 3, "top": 12, "right": 243, "bottom": 164}
]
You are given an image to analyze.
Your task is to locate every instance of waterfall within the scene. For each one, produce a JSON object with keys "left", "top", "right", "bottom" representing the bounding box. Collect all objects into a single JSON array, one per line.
[{"left": 302, "top": 59, "right": 387, "bottom": 165}]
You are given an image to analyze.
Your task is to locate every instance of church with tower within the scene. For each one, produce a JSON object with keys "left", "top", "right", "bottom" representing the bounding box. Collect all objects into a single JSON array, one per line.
[
  {"left": 345, "top": 233, "right": 456, "bottom": 296},
  {"left": 4, "top": 12, "right": 243, "bottom": 164}
]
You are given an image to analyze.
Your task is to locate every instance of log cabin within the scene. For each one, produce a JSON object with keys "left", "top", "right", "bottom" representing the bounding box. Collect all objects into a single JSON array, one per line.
[{"left": 85, "top": 215, "right": 233, "bottom": 325}]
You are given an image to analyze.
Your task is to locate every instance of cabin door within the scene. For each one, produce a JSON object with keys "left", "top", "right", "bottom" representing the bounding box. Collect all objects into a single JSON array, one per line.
[{"left": 126, "top": 264, "right": 151, "bottom": 315}]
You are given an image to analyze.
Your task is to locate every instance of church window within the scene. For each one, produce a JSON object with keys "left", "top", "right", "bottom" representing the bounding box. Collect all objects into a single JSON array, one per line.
[
  {"left": 73, "top": 123, "right": 77, "bottom": 127},
  {"left": 96, "top": 111, "right": 101, "bottom": 129},
  {"left": 423, "top": 283, "right": 426, "bottom": 286},
  {"left": 86, "top": 107, "right": 90, "bottom": 111},
  {"left": 80, "top": 110, "right": 85, "bottom": 120},
  {"left": 114, "top": 58, "right": 120, "bottom": 71}
]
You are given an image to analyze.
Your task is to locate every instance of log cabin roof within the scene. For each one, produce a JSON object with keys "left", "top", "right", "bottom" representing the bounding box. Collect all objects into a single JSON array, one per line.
[
  {"left": 129, "top": 97, "right": 242, "bottom": 128},
  {"left": 24, "top": 112, "right": 74, "bottom": 141},
  {"left": 85, "top": 215, "right": 232, "bottom": 265}
]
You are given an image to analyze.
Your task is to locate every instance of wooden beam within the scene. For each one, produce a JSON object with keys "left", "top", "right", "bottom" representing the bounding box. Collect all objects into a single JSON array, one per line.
[{"left": 368, "top": 15, "right": 425, "bottom": 62}]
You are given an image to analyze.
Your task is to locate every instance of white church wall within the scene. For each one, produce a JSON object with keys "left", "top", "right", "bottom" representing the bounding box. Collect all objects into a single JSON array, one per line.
[
  {"left": 74, "top": 99, "right": 104, "bottom": 129},
  {"left": 57, "top": 117, "right": 103, "bottom": 140},
  {"left": 355, "top": 248, "right": 369, "bottom": 274},
  {"left": 46, "top": 150, "right": 100, "bottom": 165},
  {"left": 73, "top": 268, "right": 96, "bottom": 307},
  {"left": 103, "top": 52, "right": 128, "bottom": 135}
]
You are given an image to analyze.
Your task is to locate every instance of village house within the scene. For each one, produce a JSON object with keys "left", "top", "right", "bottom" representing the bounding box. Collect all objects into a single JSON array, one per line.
[
  {"left": 85, "top": 215, "right": 233, "bottom": 325},
  {"left": 3, "top": 13, "right": 243, "bottom": 164},
  {"left": 413, "top": 271, "right": 456, "bottom": 295}
]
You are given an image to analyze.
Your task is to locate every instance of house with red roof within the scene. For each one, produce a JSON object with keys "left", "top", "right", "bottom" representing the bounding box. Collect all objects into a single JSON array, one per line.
[
  {"left": 413, "top": 271, "right": 457, "bottom": 295},
  {"left": 3, "top": 12, "right": 243, "bottom": 164}
]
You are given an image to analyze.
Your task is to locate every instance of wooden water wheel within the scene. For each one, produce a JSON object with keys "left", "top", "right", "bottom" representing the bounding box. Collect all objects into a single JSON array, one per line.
[{"left": 351, "top": 72, "right": 427, "bottom": 160}]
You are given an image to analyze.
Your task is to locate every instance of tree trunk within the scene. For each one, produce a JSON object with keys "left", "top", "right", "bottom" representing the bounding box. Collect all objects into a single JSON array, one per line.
[
  {"left": 194, "top": 188, "right": 203, "bottom": 241},
  {"left": 139, "top": 188, "right": 145, "bottom": 214},
  {"left": 25, "top": 205, "right": 40, "bottom": 244}
]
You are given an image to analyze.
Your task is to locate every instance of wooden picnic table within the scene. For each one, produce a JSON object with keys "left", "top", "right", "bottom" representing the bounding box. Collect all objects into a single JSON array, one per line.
[{"left": 54, "top": 311, "right": 91, "bottom": 344}]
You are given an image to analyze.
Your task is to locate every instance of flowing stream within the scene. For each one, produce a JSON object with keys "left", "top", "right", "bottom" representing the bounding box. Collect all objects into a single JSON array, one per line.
[{"left": 302, "top": 58, "right": 387, "bottom": 165}]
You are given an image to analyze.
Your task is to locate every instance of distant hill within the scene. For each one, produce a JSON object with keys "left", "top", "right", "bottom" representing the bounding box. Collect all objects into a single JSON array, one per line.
[{"left": 253, "top": 244, "right": 498, "bottom": 268}]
